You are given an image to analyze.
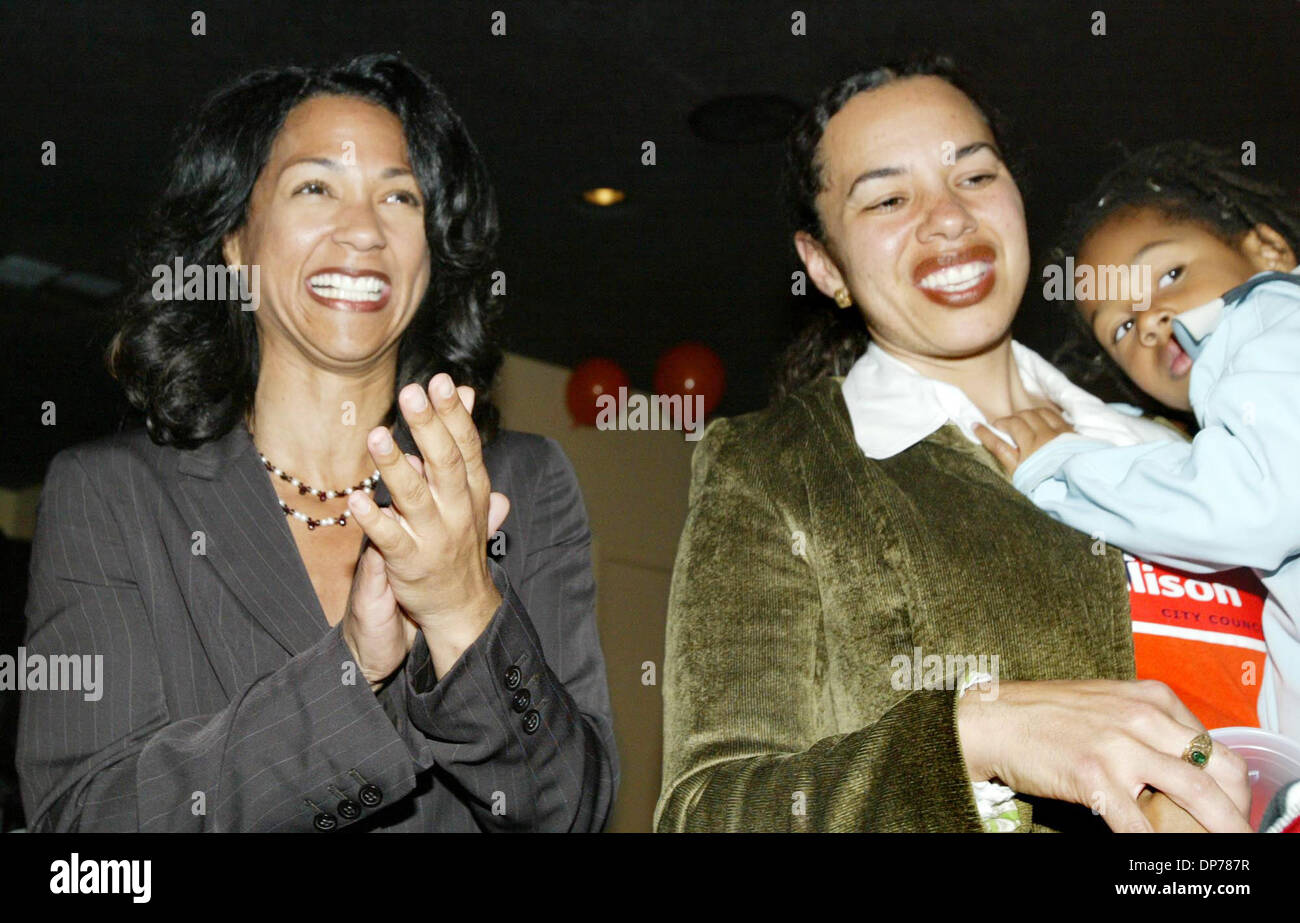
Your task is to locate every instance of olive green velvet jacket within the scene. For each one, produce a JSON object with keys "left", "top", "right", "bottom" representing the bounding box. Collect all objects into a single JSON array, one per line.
[{"left": 655, "top": 376, "right": 1137, "bottom": 832}]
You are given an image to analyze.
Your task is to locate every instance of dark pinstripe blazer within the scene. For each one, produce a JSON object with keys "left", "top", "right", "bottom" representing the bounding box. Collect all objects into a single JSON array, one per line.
[{"left": 17, "top": 421, "right": 617, "bottom": 831}]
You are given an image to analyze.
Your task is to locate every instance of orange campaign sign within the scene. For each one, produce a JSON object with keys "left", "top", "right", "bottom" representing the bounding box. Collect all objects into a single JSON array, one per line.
[{"left": 1125, "top": 553, "right": 1268, "bottom": 731}]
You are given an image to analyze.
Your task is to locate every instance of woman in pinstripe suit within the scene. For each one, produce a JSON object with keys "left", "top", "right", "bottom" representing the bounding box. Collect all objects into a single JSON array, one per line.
[{"left": 17, "top": 53, "right": 617, "bottom": 831}]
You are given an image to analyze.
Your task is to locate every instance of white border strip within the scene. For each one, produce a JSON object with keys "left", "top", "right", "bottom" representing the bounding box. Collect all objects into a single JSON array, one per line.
[{"left": 1133, "top": 620, "right": 1267, "bottom": 652}]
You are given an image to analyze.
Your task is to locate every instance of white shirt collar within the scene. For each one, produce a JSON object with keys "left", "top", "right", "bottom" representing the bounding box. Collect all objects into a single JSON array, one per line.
[{"left": 840, "top": 339, "right": 1177, "bottom": 460}]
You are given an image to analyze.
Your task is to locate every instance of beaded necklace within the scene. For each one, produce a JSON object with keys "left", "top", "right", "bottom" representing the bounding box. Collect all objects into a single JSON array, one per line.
[{"left": 259, "top": 453, "right": 380, "bottom": 531}]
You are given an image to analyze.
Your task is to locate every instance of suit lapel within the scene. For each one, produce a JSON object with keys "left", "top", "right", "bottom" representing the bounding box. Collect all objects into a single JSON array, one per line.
[
  {"left": 802, "top": 378, "right": 883, "bottom": 514},
  {"left": 796, "top": 380, "right": 892, "bottom": 596},
  {"left": 176, "top": 423, "right": 328, "bottom": 656}
]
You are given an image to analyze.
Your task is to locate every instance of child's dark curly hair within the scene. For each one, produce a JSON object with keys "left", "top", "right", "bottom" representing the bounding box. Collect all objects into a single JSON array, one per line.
[{"left": 1049, "top": 141, "right": 1300, "bottom": 417}]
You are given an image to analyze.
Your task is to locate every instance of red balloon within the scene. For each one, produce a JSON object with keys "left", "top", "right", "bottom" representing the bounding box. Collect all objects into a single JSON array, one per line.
[
  {"left": 653, "top": 342, "right": 725, "bottom": 417},
  {"left": 566, "top": 358, "right": 629, "bottom": 427}
]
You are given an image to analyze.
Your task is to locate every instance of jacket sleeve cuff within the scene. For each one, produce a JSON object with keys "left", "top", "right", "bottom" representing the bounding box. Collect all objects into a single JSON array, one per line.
[
  {"left": 853, "top": 689, "right": 985, "bottom": 832},
  {"left": 400, "top": 559, "right": 574, "bottom": 771},
  {"left": 180, "top": 624, "right": 421, "bottom": 832},
  {"left": 1012, "top": 433, "right": 1112, "bottom": 495},
  {"left": 285, "top": 624, "right": 427, "bottom": 832}
]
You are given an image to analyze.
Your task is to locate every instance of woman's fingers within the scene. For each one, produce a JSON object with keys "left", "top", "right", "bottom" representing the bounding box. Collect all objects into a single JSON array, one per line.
[
  {"left": 1110, "top": 683, "right": 1253, "bottom": 827},
  {"left": 367, "top": 415, "right": 439, "bottom": 531},
  {"left": 340, "top": 545, "right": 420, "bottom": 691},
  {"left": 1201, "top": 740, "right": 1253, "bottom": 817},
  {"left": 457, "top": 384, "right": 475, "bottom": 416},
  {"left": 1126, "top": 679, "right": 1206, "bottom": 733},
  {"left": 1144, "top": 752, "right": 1253, "bottom": 832},
  {"left": 399, "top": 379, "right": 475, "bottom": 516},
  {"left": 1122, "top": 683, "right": 1249, "bottom": 813},
  {"left": 376, "top": 454, "right": 424, "bottom": 522},
  {"left": 487, "top": 491, "right": 511, "bottom": 537},
  {"left": 347, "top": 487, "right": 418, "bottom": 561},
  {"left": 1206, "top": 760, "right": 1253, "bottom": 820},
  {"left": 429, "top": 375, "right": 490, "bottom": 503},
  {"left": 967, "top": 679, "right": 1252, "bottom": 832},
  {"left": 348, "top": 545, "right": 392, "bottom": 620},
  {"left": 1112, "top": 681, "right": 1252, "bottom": 822},
  {"left": 382, "top": 377, "right": 489, "bottom": 534},
  {"left": 1098, "top": 785, "right": 1155, "bottom": 833}
]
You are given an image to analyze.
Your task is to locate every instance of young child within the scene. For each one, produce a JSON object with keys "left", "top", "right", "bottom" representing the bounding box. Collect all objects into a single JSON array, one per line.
[{"left": 975, "top": 142, "right": 1300, "bottom": 744}]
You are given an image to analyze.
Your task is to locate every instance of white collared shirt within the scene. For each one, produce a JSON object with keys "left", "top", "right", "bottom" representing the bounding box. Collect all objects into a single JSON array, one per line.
[{"left": 839, "top": 339, "right": 1178, "bottom": 460}]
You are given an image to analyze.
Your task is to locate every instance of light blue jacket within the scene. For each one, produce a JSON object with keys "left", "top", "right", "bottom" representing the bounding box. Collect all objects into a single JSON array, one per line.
[{"left": 1015, "top": 271, "right": 1300, "bottom": 741}]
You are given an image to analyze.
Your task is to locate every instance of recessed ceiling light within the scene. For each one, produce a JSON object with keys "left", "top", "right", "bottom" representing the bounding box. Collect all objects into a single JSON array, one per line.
[{"left": 582, "top": 187, "right": 626, "bottom": 206}]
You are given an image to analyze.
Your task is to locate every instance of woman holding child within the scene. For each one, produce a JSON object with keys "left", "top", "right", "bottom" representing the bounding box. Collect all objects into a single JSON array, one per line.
[{"left": 656, "top": 57, "right": 1262, "bottom": 833}]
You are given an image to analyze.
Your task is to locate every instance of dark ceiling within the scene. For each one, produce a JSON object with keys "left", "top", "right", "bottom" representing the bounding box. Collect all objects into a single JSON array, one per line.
[{"left": 2, "top": 0, "right": 1297, "bottom": 486}]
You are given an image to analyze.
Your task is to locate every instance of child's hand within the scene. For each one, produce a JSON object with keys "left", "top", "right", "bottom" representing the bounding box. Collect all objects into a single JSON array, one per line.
[
  {"left": 973, "top": 408, "right": 1074, "bottom": 475},
  {"left": 1137, "top": 788, "right": 1209, "bottom": 833}
]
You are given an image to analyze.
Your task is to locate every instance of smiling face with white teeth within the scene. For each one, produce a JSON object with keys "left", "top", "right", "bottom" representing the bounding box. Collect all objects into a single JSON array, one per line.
[
  {"left": 223, "top": 94, "right": 431, "bottom": 369},
  {"left": 795, "top": 76, "right": 1030, "bottom": 364}
]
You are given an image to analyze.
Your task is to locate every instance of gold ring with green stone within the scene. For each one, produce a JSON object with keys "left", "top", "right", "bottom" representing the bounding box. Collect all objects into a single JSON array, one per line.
[{"left": 1182, "top": 732, "right": 1213, "bottom": 769}]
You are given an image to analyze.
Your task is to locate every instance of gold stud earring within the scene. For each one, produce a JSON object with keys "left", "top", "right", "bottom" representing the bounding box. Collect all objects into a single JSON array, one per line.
[{"left": 833, "top": 287, "right": 853, "bottom": 309}]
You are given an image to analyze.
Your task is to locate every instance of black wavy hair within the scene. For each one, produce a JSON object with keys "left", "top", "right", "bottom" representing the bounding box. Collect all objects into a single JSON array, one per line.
[
  {"left": 774, "top": 54, "right": 1018, "bottom": 400},
  {"left": 107, "top": 52, "right": 503, "bottom": 449},
  {"left": 1050, "top": 141, "right": 1300, "bottom": 413}
]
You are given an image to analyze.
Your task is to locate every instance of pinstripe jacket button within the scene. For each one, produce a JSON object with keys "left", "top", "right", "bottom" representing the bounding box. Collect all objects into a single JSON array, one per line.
[
  {"left": 511, "top": 688, "right": 531, "bottom": 713},
  {"left": 313, "top": 812, "right": 338, "bottom": 831},
  {"left": 522, "top": 709, "right": 540, "bottom": 734}
]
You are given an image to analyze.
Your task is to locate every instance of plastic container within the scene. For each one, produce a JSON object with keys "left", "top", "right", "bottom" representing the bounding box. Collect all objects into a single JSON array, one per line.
[{"left": 1209, "top": 726, "right": 1300, "bottom": 830}]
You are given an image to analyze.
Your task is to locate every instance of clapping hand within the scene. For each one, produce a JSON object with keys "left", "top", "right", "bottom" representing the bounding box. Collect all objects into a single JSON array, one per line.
[{"left": 343, "top": 374, "right": 510, "bottom": 686}]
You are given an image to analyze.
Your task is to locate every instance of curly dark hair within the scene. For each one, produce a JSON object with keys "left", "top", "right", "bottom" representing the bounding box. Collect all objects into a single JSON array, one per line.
[
  {"left": 774, "top": 54, "right": 1018, "bottom": 400},
  {"left": 1050, "top": 140, "right": 1300, "bottom": 415},
  {"left": 106, "top": 52, "right": 503, "bottom": 449}
]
